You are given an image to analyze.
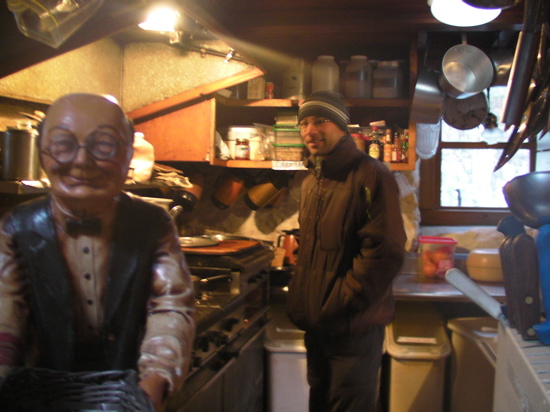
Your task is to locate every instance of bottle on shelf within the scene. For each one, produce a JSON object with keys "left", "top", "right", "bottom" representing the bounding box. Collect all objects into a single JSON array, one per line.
[
  {"left": 311, "top": 55, "right": 339, "bottom": 93},
  {"left": 367, "top": 126, "right": 383, "bottom": 161},
  {"left": 392, "top": 131, "right": 402, "bottom": 163},
  {"left": 344, "top": 55, "right": 372, "bottom": 99},
  {"left": 383, "top": 128, "right": 393, "bottom": 163},
  {"left": 401, "top": 129, "right": 409, "bottom": 163}
]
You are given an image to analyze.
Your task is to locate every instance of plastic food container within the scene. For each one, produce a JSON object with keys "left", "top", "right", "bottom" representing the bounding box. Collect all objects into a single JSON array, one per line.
[
  {"left": 466, "top": 249, "right": 503, "bottom": 283},
  {"left": 272, "top": 143, "right": 305, "bottom": 161},
  {"left": 418, "top": 235, "right": 457, "bottom": 280}
]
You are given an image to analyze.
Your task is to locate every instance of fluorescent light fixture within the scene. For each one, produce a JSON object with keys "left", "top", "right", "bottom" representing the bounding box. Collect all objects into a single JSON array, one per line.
[
  {"left": 139, "top": 6, "right": 180, "bottom": 32},
  {"left": 429, "top": 0, "right": 501, "bottom": 27}
]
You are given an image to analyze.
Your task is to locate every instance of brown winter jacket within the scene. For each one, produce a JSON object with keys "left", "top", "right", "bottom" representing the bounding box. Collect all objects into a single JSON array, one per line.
[{"left": 287, "top": 135, "right": 406, "bottom": 336}]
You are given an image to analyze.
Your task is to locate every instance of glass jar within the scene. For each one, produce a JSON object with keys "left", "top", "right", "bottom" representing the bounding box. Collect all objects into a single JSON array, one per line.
[
  {"left": 373, "top": 61, "right": 404, "bottom": 99},
  {"left": 234, "top": 138, "right": 250, "bottom": 160},
  {"left": 344, "top": 55, "right": 372, "bottom": 99}
]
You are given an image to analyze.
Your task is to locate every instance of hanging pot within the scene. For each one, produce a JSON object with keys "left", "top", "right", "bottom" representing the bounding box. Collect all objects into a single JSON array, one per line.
[
  {"left": 409, "top": 70, "right": 444, "bottom": 124},
  {"left": 443, "top": 92, "right": 488, "bottom": 130},
  {"left": 462, "top": 0, "right": 521, "bottom": 9},
  {"left": 439, "top": 44, "right": 494, "bottom": 99}
]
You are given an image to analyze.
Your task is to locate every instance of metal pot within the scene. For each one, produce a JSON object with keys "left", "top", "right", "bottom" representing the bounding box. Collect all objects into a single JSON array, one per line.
[
  {"left": 409, "top": 70, "right": 444, "bottom": 124},
  {"left": 462, "top": 0, "right": 521, "bottom": 9},
  {"left": 0, "top": 128, "right": 41, "bottom": 181},
  {"left": 439, "top": 44, "right": 494, "bottom": 99}
]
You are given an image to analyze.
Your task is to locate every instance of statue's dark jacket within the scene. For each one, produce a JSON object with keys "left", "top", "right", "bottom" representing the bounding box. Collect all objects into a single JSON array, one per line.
[{"left": 5, "top": 192, "right": 169, "bottom": 371}]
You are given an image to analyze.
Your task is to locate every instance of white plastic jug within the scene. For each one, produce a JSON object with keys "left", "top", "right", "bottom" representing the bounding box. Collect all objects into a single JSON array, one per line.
[{"left": 311, "top": 56, "right": 339, "bottom": 93}]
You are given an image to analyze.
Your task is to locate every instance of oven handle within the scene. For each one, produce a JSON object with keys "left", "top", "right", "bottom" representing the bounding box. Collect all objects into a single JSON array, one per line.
[{"left": 221, "top": 321, "right": 269, "bottom": 362}]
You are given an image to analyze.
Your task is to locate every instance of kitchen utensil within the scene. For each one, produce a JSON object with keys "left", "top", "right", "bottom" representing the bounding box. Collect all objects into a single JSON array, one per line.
[
  {"left": 192, "top": 274, "right": 232, "bottom": 295},
  {"left": 182, "top": 239, "right": 260, "bottom": 255},
  {"left": 409, "top": 70, "right": 444, "bottom": 124},
  {"left": 180, "top": 236, "right": 219, "bottom": 248},
  {"left": 439, "top": 43, "right": 494, "bottom": 100},
  {"left": 503, "top": 171, "right": 550, "bottom": 343},
  {"left": 445, "top": 269, "right": 507, "bottom": 323},
  {"left": 462, "top": 0, "right": 521, "bottom": 9},
  {"left": 493, "top": 104, "right": 528, "bottom": 171},
  {"left": 501, "top": 0, "right": 546, "bottom": 128},
  {"left": 503, "top": 171, "right": 550, "bottom": 229},
  {"left": 489, "top": 47, "right": 515, "bottom": 87},
  {"left": 497, "top": 215, "right": 526, "bottom": 329},
  {"left": 443, "top": 92, "right": 488, "bottom": 130},
  {"left": 508, "top": 233, "right": 541, "bottom": 340}
]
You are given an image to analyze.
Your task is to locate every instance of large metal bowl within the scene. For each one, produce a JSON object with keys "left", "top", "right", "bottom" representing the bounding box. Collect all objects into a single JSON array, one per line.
[
  {"left": 503, "top": 171, "right": 550, "bottom": 228},
  {"left": 439, "top": 44, "right": 494, "bottom": 99}
]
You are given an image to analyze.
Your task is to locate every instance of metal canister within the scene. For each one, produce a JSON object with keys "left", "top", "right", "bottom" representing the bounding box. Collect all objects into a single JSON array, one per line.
[{"left": 1, "top": 127, "right": 41, "bottom": 180}]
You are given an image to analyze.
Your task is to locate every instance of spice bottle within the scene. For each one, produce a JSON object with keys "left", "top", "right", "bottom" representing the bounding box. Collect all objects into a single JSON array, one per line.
[
  {"left": 383, "top": 129, "right": 393, "bottom": 163},
  {"left": 391, "top": 132, "right": 402, "bottom": 163}
]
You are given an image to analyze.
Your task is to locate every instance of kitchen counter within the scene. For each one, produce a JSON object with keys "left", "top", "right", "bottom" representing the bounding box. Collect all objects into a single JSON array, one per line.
[
  {"left": 393, "top": 253, "right": 506, "bottom": 303},
  {"left": 393, "top": 272, "right": 506, "bottom": 303}
]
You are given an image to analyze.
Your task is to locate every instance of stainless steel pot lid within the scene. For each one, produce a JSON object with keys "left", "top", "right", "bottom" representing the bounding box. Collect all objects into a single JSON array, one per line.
[{"left": 180, "top": 236, "right": 220, "bottom": 247}]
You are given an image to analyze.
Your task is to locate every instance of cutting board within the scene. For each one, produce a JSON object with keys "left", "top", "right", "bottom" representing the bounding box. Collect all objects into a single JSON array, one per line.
[{"left": 182, "top": 239, "right": 259, "bottom": 255}]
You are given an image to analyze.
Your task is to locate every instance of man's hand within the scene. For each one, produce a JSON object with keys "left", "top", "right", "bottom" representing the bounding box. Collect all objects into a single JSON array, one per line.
[{"left": 139, "top": 374, "right": 168, "bottom": 412}]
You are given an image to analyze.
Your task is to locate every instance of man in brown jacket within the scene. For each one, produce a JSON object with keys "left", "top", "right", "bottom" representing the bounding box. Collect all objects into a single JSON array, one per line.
[{"left": 287, "top": 91, "right": 406, "bottom": 412}]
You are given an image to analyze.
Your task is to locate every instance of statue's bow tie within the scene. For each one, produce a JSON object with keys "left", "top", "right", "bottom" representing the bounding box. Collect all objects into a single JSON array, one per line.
[{"left": 66, "top": 218, "right": 102, "bottom": 236}]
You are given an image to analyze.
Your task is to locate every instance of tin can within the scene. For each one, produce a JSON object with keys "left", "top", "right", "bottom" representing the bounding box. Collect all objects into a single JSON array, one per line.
[{"left": 234, "top": 139, "right": 250, "bottom": 160}]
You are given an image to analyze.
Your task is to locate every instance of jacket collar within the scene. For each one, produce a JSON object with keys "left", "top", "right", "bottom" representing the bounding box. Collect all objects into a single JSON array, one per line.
[{"left": 305, "top": 134, "right": 361, "bottom": 177}]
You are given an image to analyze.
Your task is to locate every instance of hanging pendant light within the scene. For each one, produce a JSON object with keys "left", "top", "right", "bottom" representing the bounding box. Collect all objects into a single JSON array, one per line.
[{"left": 429, "top": 0, "right": 501, "bottom": 27}]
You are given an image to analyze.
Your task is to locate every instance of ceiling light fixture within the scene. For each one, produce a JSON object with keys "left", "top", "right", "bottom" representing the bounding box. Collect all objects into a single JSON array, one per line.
[
  {"left": 139, "top": 6, "right": 180, "bottom": 32},
  {"left": 428, "top": 0, "right": 501, "bottom": 27}
]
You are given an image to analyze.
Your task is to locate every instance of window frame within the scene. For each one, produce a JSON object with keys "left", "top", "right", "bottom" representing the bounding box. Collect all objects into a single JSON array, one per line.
[{"left": 419, "top": 139, "right": 536, "bottom": 226}]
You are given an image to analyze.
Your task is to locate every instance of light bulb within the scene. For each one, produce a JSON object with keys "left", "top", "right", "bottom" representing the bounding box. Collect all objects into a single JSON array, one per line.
[
  {"left": 139, "top": 7, "right": 180, "bottom": 32},
  {"left": 429, "top": 0, "right": 501, "bottom": 27}
]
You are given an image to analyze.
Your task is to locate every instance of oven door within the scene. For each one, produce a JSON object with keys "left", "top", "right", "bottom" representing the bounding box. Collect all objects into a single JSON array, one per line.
[{"left": 170, "top": 323, "right": 267, "bottom": 412}]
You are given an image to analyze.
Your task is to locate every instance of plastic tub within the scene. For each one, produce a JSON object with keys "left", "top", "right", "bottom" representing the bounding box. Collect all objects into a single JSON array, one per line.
[
  {"left": 447, "top": 317, "right": 498, "bottom": 412},
  {"left": 264, "top": 303, "right": 308, "bottom": 412},
  {"left": 386, "top": 302, "right": 451, "bottom": 412},
  {"left": 418, "top": 235, "right": 457, "bottom": 280}
]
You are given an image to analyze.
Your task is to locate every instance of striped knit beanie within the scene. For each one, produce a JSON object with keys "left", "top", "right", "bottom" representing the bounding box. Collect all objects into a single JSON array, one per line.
[{"left": 298, "top": 91, "right": 350, "bottom": 132}]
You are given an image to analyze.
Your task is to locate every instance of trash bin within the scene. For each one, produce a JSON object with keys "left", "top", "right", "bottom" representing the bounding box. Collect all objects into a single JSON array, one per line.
[
  {"left": 386, "top": 301, "right": 451, "bottom": 412},
  {"left": 264, "top": 301, "right": 308, "bottom": 412},
  {"left": 447, "top": 317, "right": 498, "bottom": 412}
]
